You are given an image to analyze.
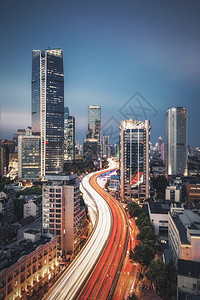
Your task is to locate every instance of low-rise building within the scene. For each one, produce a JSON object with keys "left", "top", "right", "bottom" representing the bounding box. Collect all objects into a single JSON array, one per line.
[
  {"left": 148, "top": 201, "right": 170, "bottom": 242},
  {"left": 168, "top": 205, "right": 200, "bottom": 267},
  {"left": 109, "top": 175, "right": 120, "bottom": 192},
  {"left": 23, "top": 198, "right": 42, "bottom": 219},
  {"left": 177, "top": 259, "right": 200, "bottom": 299},
  {"left": 0, "top": 192, "right": 14, "bottom": 216},
  {"left": 165, "top": 185, "right": 182, "bottom": 202},
  {"left": 0, "top": 236, "right": 58, "bottom": 300}
]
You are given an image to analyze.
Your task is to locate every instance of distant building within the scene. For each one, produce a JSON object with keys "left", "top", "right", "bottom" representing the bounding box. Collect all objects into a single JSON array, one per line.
[
  {"left": 103, "top": 136, "right": 110, "bottom": 158},
  {"left": 87, "top": 105, "right": 101, "bottom": 142},
  {"left": 23, "top": 198, "right": 42, "bottom": 218},
  {"left": 109, "top": 175, "right": 120, "bottom": 192},
  {"left": 166, "top": 107, "right": 188, "bottom": 176},
  {"left": 83, "top": 139, "right": 99, "bottom": 161},
  {"left": 165, "top": 185, "right": 182, "bottom": 202},
  {"left": 148, "top": 201, "right": 170, "bottom": 242},
  {"left": 64, "top": 107, "right": 75, "bottom": 161},
  {"left": 119, "top": 120, "right": 151, "bottom": 201},
  {"left": 18, "top": 135, "right": 41, "bottom": 180},
  {"left": 183, "top": 182, "right": 200, "bottom": 205},
  {"left": 86, "top": 105, "right": 101, "bottom": 160},
  {"left": 32, "top": 49, "right": 64, "bottom": 177},
  {"left": 42, "top": 174, "right": 80, "bottom": 255},
  {"left": 0, "top": 192, "right": 14, "bottom": 216},
  {"left": 168, "top": 205, "right": 200, "bottom": 267}
]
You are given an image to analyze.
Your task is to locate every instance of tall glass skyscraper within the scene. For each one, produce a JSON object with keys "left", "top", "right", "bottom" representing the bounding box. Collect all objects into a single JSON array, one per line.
[
  {"left": 32, "top": 49, "right": 64, "bottom": 177},
  {"left": 166, "top": 107, "right": 187, "bottom": 176},
  {"left": 119, "top": 120, "right": 151, "bottom": 202},
  {"left": 87, "top": 105, "right": 101, "bottom": 142}
]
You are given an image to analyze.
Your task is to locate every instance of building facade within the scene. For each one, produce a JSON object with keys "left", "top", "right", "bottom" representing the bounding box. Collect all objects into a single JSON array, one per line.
[
  {"left": 166, "top": 107, "right": 187, "bottom": 176},
  {"left": 18, "top": 135, "right": 41, "bottom": 180},
  {"left": 32, "top": 49, "right": 64, "bottom": 177},
  {"left": 103, "top": 136, "right": 110, "bottom": 158},
  {"left": 64, "top": 107, "right": 75, "bottom": 161},
  {"left": 119, "top": 120, "right": 151, "bottom": 201},
  {"left": 0, "top": 236, "right": 58, "bottom": 300},
  {"left": 42, "top": 174, "right": 80, "bottom": 255},
  {"left": 168, "top": 206, "right": 200, "bottom": 267}
]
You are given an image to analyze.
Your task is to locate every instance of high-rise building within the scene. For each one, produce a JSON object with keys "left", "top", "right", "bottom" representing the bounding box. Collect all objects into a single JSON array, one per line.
[
  {"left": 18, "top": 135, "right": 41, "bottom": 180},
  {"left": 166, "top": 107, "right": 187, "bottom": 176},
  {"left": 64, "top": 107, "right": 75, "bottom": 161},
  {"left": 103, "top": 136, "right": 110, "bottom": 158},
  {"left": 119, "top": 120, "right": 151, "bottom": 201},
  {"left": 42, "top": 174, "right": 80, "bottom": 254},
  {"left": 87, "top": 105, "right": 101, "bottom": 142},
  {"left": 32, "top": 49, "right": 64, "bottom": 177}
]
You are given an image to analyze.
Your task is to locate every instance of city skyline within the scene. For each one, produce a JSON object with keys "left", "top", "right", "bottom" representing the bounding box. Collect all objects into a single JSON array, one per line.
[{"left": 0, "top": 1, "right": 200, "bottom": 145}]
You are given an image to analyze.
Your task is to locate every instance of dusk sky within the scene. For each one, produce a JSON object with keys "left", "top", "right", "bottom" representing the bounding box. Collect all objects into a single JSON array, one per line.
[{"left": 0, "top": 0, "right": 200, "bottom": 145}]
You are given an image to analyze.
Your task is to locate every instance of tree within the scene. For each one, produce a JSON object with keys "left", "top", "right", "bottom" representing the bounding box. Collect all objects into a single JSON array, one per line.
[
  {"left": 132, "top": 240, "right": 156, "bottom": 268},
  {"left": 137, "top": 225, "right": 156, "bottom": 242},
  {"left": 146, "top": 259, "right": 177, "bottom": 300},
  {"left": 147, "top": 259, "right": 166, "bottom": 289}
]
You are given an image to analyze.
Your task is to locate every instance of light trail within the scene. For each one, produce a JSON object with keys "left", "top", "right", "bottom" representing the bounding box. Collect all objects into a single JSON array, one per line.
[{"left": 43, "top": 161, "right": 117, "bottom": 300}]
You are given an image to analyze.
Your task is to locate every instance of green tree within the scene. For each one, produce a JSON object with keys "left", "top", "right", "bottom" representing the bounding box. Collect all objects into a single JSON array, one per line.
[
  {"left": 132, "top": 240, "right": 156, "bottom": 268},
  {"left": 137, "top": 225, "right": 156, "bottom": 242}
]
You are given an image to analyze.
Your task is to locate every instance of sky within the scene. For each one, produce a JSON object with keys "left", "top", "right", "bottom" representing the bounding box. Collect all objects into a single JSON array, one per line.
[{"left": 0, "top": 0, "right": 200, "bottom": 145}]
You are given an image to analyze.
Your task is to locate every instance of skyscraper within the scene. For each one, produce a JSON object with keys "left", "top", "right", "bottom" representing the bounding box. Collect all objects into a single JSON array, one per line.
[
  {"left": 120, "top": 120, "right": 151, "bottom": 201},
  {"left": 87, "top": 105, "right": 101, "bottom": 142},
  {"left": 86, "top": 105, "right": 101, "bottom": 160},
  {"left": 64, "top": 107, "right": 75, "bottom": 161},
  {"left": 32, "top": 49, "right": 64, "bottom": 177},
  {"left": 166, "top": 107, "right": 187, "bottom": 176}
]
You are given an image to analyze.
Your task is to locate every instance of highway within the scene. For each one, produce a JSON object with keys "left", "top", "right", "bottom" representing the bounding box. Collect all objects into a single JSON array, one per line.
[
  {"left": 78, "top": 168, "right": 129, "bottom": 299},
  {"left": 43, "top": 159, "right": 126, "bottom": 300}
]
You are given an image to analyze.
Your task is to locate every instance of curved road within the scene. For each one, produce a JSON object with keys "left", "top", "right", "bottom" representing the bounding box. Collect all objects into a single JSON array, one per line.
[
  {"left": 43, "top": 161, "right": 128, "bottom": 299},
  {"left": 79, "top": 170, "right": 129, "bottom": 299}
]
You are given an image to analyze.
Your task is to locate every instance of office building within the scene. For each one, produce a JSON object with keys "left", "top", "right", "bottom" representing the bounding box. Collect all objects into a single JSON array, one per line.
[
  {"left": 166, "top": 107, "right": 187, "bottom": 176},
  {"left": 119, "top": 120, "right": 151, "bottom": 201},
  {"left": 64, "top": 107, "right": 75, "bottom": 161},
  {"left": 87, "top": 105, "right": 101, "bottom": 142},
  {"left": 18, "top": 135, "right": 41, "bottom": 180},
  {"left": 86, "top": 105, "right": 101, "bottom": 160},
  {"left": 32, "top": 49, "right": 64, "bottom": 177},
  {"left": 103, "top": 136, "right": 110, "bottom": 158},
  {"left": 42, "top": 174, "right": 80, "bottom": 254},
  {"left": 165, "top": 185, "right": 182, "bottom": 202}
]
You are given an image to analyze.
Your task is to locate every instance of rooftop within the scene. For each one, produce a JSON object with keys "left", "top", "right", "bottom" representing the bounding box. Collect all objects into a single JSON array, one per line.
[
  {"left": 178, "top": 259, "right": 200, "bottom": 278},
  {"left": 0, "top": 235, "right": 52, "bottom": 275},
  {"left": 149, "top": 200, "right": 170, "bottom": 214}
]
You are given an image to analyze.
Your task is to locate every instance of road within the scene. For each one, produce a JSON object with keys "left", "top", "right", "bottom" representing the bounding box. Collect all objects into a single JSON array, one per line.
[
  {"left": 78, "top": 169, "right": 129, "bottom": 299},
  {"left": 43, "top": 160, "right": 121, "bottom": 300}
]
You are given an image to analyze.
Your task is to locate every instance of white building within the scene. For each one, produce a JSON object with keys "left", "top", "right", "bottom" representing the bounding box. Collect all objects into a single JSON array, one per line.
[
  {"left": 166, "top": 107, "right": 188, "bottom": 176},
  {"left": 168, "top": 205, "right": 200, "bottom": 267},
  {"left": 42, "top": 174, "right": 80, "bottom": 255},
  {"left": 165, "top": 185, "right": 181, "bottom": 202},
  {"left": 148, "top": 201, "right": 170, "bottom": 242},
  {"left": 23, "top": 198, "right": 42, "bottom": 218}
]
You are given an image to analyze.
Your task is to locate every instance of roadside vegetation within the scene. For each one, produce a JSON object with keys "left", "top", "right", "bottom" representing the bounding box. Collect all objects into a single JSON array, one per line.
[{"left": 127, "top": 202, "right": 177, "bottom": 300}]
